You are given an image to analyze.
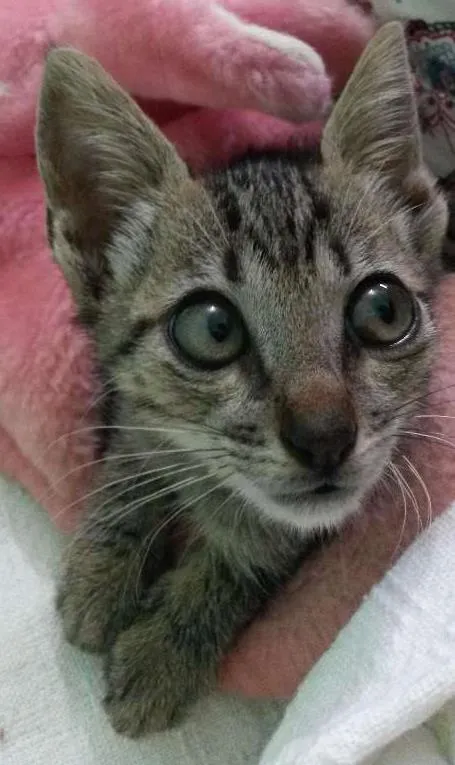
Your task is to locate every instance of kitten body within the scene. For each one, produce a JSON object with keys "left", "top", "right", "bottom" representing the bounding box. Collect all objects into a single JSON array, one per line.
[{"left": 36, "top": 24, "right": 448, "bottom": 736}]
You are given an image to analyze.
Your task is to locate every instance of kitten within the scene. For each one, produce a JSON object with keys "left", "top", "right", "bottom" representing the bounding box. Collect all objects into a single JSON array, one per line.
[{"left": 36, "top": 23, "right": 447, "bottom": 737}]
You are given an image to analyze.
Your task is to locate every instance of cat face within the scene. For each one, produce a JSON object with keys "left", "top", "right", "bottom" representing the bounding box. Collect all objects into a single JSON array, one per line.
[{"left": 36, "top": 24, "right": 448, "bottom": 532}]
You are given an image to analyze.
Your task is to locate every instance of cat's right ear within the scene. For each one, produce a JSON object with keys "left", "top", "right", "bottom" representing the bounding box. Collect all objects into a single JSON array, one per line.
[
  {"left": 321, "top": 21, "right": 448, "bottom": 266},
  {"left": 36, "top": 48, "right": 188, "bottom": 319}
]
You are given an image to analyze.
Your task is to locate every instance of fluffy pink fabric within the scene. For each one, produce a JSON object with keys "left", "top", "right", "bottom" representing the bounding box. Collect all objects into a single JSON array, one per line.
[
  {"left": 0, "top": 0, "right": 373, "bottom": 156},
  {"left": 4, "top": 0, "right": 429, "bottom": 701}
]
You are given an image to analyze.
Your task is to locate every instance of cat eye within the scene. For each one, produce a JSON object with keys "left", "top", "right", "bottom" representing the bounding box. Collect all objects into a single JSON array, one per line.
[
  {"left": 346, "top": 275, "right": 417, "bottom": 347},
  {"left": 169, "top": 291, "right": 248, "bottom": 369}
]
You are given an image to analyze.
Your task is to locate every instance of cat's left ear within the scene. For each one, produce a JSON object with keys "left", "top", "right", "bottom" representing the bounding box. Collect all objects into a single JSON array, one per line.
[
  {"left": 36, "top": 48, "right": 189, "bottom": 319},
  {"left": 321, "top": 22, "right": 420, "bottom": 182}
]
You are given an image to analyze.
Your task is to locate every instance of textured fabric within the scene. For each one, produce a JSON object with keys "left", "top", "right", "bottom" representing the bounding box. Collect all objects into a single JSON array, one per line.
[
  {"left": 374, "top": 2, "right": 455, "bottom": 179},
  {"left": 0, "top": 474, "right": 285, "bottom": 765},
  {"left": 368, "top": 723, "right": 451, "bottom": 765},
  {"left": 3, "top": 473, "right": 455, "bottom": 765},
  {"left": 260, "top": 505, "right": 455, "bottom": 765}
]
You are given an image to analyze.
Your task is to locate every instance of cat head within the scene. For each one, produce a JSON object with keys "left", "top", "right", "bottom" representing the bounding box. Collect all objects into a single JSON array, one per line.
[{"left": 36, "top": 24, "right": 448, "bottom": 531}]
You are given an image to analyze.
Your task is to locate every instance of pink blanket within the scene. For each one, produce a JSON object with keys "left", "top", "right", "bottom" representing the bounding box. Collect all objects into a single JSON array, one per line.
[{"left": 4, "top": 0, "right": 451, "bottom": 700}]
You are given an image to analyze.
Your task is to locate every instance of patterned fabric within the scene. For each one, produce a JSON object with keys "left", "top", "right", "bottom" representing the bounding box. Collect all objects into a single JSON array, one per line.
[
  {"left": 405, "top": 19, "right": 455, "bottom": 266},
  {"left": 373, "top": 1, "right": 455, "bottom": 179},
  {"left": 373, "top": 2, "right": 455, "bottom": 271},
  {"left": 407, "top": 20, "right": 455, "bottom": 178}
]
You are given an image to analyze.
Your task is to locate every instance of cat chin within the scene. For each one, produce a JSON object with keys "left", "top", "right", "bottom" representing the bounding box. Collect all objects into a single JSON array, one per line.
[{"left": 231, "top": 475, "right": 362, "bottom": 534}]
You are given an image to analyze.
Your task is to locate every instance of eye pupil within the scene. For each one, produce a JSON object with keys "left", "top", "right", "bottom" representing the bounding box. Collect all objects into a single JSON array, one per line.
[
  {"left": 373, "top": 291, "right": 395, "bottom": 324},
  {"left": 207, "top": 306, "right": 231, "bottom": 343}
]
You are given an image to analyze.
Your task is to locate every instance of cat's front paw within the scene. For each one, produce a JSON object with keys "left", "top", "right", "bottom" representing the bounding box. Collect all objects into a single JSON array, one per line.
[
  {"left": 57, "top": 539, "right": 138, "bottom": 653},
  {"left": 104, "top": 618, "right": 210, "bottom": 737},
  {"left": 58, "top": 579, "right": 116, "bottom": 653}
]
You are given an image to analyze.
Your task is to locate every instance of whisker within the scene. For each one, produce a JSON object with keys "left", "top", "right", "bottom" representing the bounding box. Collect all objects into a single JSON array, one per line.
[
  {"left": 387, "top": 463, "right": 409, "bottom": 556},
  {"left": 133, "top": 504, "right": 188, "bottom": 600},
  {"left": 336, "top": 171, "right": 356, "bottom": 234},
  {"left": 162, "top": 203, "right": 226, "bottom": 254},
  {"left": 342, "top": 155, "right": 397, "bottom": 244},
  {"left": 60, "top": 468, "right": 216, "bottom": 537},
  {"left": 396, "top": 458, "right": 423, "bottom": 533},
  {"left": 415, "top": 413, "right": 455, "bottom": 421},
  {"left": 41, "top": 445, "right": 225, "bottom": 500},
  {"left": 44, "top": 423, "right": 216, "bottom": 453},
  {"left": 206, "top": 207, "right": 230, "bottom": 250},
  {"left": 401, "top": 454, "right": 433, "bottom": 529},
  {"left": 100, "top": 463, "right": 212, "bottom": 523},
  {"left": 400, "top": 430, "right": 455, "bottom": 452},
  {"left": 179, "top": 198, "right": 229, "bottom": 253},
  {"left": 389, "top": 382, "right": 455, "bottom": 420},
  {"left": 131, "top": 471, "right": 233, "bottom": 596},
  {"left": 213, "top": 488, "right": 237, "bottom": 519},
  {"left": 345, "top": 172, "right": 389, "bottom": 243},
  {"left": 200, "top": 191, "right": 230, "bottom": 250},
  {"left": 80, "top": 383, "right": 117, "bottom": 421},
  {"left": 359, "top": 203, "right": 424, "bottom": 249},
  {"left": 377, "top": 469, "right": 396, "bottom": 501},
  {"left": 234, "top": 496, "right": 247, "bottom": 536},
  {"left": 60, "top": 461, "right": 206, "bottom": 524},
  {"left": 94, "top": 472, "right": 216, "bottom": 531},
  {"left": 179, "top": 474, "right": 232, "bottom": 515},
  {"left": 175, "top": 478, "right": 236, "bottom": 568}
]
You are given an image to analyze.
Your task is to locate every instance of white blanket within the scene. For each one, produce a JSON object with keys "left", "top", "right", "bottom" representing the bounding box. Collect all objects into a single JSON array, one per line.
[
  {"left": 1, "top": 472, "right": 455, "bottom": 765},
  {"left": 0, "top": 475, "right": 284, "bottom": 765},
  {"left": 260, "top": 505, "right": 455, "bottom": 765}
]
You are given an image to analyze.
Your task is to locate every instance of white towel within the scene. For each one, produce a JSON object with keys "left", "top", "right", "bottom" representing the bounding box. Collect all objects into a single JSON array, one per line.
[
  {"left": 260, "top": 505, "right": 455, "bottom": 765},
  {"left": 0, "top": 475, "right": 283, "bottom": 765},
  {"left": 3, "top": 475, "right": 455, "bottom": 765},
  {"left": 2, "top": 471, "right": 455, "bottom": 765}
]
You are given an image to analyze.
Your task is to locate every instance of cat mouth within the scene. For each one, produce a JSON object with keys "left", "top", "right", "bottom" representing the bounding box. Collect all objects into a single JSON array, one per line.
[
  {"left": 312, "top": 483, "right": 338, "bottom": 496},
  {"left": 274, "top": 483, "right": 347, "bottom": 504}
]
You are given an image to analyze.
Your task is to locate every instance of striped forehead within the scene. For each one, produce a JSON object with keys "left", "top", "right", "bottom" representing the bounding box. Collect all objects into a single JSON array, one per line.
[{"left": 205, "top": 152, "right": 351, "bottom": 283}]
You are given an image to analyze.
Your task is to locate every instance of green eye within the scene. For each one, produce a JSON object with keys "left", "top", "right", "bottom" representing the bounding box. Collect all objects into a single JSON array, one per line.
[
  {"left": 347, "top": 275, "right": 417, "bottom": 347},
  {"left": 169, "top": 291, "right": 247, "bottom": 369}
]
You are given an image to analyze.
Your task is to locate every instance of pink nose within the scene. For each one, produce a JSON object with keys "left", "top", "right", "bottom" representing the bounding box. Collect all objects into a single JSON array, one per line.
[{"left": 280, "top": 382, "right": 357, "bottom": 475}]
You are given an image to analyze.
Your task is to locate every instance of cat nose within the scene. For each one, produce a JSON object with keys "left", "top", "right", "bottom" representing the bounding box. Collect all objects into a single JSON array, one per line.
[{"left": 280, "top": 385, "right": 357, "bottom": 475}]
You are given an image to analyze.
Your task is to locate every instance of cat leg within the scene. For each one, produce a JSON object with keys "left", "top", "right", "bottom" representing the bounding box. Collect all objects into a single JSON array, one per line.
[
  {"left": 57, "top": 500, "right": 173, "bottom": 653},
  {"left": 103, "top": 544, "right": 276, "bottom": 735}
]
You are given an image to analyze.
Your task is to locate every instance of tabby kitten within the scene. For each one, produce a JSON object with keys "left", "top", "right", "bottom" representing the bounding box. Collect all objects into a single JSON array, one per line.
[{"left": 36, "top": 23, "right": 447, "bottom": 737}]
